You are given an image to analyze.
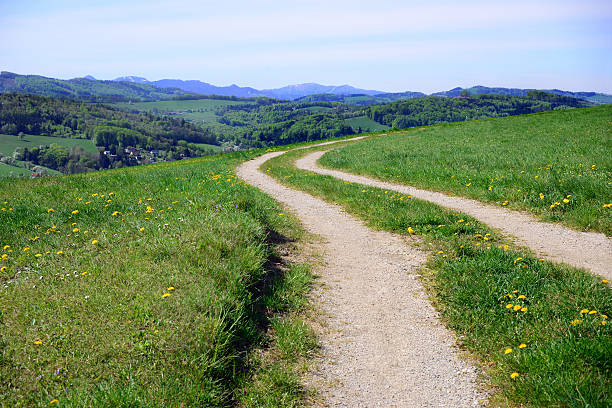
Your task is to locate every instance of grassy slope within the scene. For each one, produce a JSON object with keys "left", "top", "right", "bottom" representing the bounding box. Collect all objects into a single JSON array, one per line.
[
  {"left": 0, "top": 134, "right": 97, "bottom": 156},
  {"left": 0, "top": 152, "right": 315, "bottom": 407},
  {"left": 0, "top": 163, "right": 32, "bottom": 176},
  {"left": 113, "top": 99, "right": 249, "bottom": 124},
  {"left": 320, "top": 106, "right": 612, "bottom": 234},
  {"left": 344, "top": 116, "right": 390, "bottom": 132},
  {"left": 266, "top": 142, "right": 612, "bottom": 407}
]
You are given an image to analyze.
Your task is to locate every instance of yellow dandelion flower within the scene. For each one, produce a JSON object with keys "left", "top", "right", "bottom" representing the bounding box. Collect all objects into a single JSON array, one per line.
[
  {"left": 162, "top": 293, "right": 172, "bottom": 298},
  {"left": 23, "top": 247, "right": 31, "bottom": 251},
  {"left": 91, "top": 240, "right": 98, "bottom": 245},
  {"left": 34, "top": 340, "right": 43, "bottom": 345},
  {"left": 50, "top": 399, "right": 59, "bottom": 405},
  {"left": 602, "top": 314, "right": 608, "bottom": 319},
  {"left": 521, "top": 307, "right": 528, "bottom": 312},
  {"left": 603, "top": 280, "right": 609, "bottom": 284},
  {"left": 35, "top": 253, "right": 42, "bottom": 257},
  {"left": 407, "top": 227, "right": 414, "bottom": 234},
  {"left": 601, "top": 321, "right": 607, "bottom": 325},
  {"left": 518, "top": 343, "right": 527, "bottom": 349},
  {"left": 570, "top": 319, "right": 581, "bottom": 326},
  {"left": 563, "top": 199, "right": 569, "bottom": 203},
  {"left": 0, "top": 266, "right": 7, "bottom": 272},
  {"left": 167, "top": 286, "right": 175, "bottom": 291},
  {"left": 3, "top": 245, "right": 9, "bottom": 250},
  {"left": 510, "top": 372, "right": 519, "bottom": 379},
  {"left": 580, "top": 309, "right": 589, "bottom": 314},
  {"left": 506, "top": 304, "right": 513, "bottom": 309},
  {"left": 588, "top": 310, "right": 597, "bottom": 315},
  {"left": 56, "top": 250, "right": 64, "bottom": 255},
  {"left": 71, "top": 210, "right": 79, "bottom": 215},
  {"left": 2, "top": 254, "right": 7, "bottom": 260},
  {"left": 517, "top": 295, "right": 526, "bottom": 300},
  {"left": 73, "top": 228, "right": 79, "bottom": 232},
  {"left": 47, "top": 208, "right": 54, "bottom": 213},
  {"left": 539, "top": 193, "right": 544, "bottom": 199},
  {"left": 278, "top": 213, "right": 283, "bottom": 216},
  {"left": 504, "top": 348, "right": 513, "bottom": 354},
  {"left": 139, "top": 227, "right": 145, "bottom": 232},
  {"left": 513, "top": 305, "right": 521, "bottom": 311}
]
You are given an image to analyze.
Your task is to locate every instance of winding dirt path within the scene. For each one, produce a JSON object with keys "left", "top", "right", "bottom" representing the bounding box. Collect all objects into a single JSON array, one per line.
[
  {"left": 298, "top": 150, "right": 612, "bottom": 280},
  {"left": 237, "top": 152, "right": 484, "bottom": 407}
]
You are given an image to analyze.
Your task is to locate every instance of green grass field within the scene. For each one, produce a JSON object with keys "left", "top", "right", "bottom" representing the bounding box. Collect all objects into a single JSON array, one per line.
[
  {"left": 266, "top": 142, "right": 612, "bottom": 407},
  {"left": 113, "top": 99, "right": 249, "bottom": 124},
  {"left": 344, "top": 115, "right": 390, "bottom": 132},
  {"left": 321, "top": 105, "right": 612, "bottom": 234},
  {"left": 0, "top": 134, "right": 97, "bottom": 156},
  {"left": 0, "top": 152, "right": 315, "bottom": 407},
  {"left": 0, "top": 163, "right": 32, "bottom": 177}
]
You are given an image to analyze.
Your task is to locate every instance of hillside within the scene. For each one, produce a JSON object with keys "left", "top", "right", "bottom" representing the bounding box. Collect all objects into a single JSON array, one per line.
[
  {"left": 0, "top": 150, "right": 313, "bottom": 407},
  {"left": 321, "top": 104, "right": 612, "bottom": 234},
  {"left": 0, "top": 72, "right": 190, "bottom": 102},
  {"left": 0, "top": 94, "right": 219, "bottom": 174},
  {"left": 432, "top": 85, "right": 612, "bottom": 104}
]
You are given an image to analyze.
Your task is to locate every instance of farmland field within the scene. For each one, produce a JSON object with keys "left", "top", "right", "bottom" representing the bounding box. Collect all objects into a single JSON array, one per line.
[
  {"left": 344, "top": 115, "right": 390, "bottom": 132},
  {"left": 112, "top": 99, "right": 250, "bottom": 124},
  {"left": 0, "top": 152, "right": 314, "bottom": 407},
  {"left": 0, "top": 134, "right": 97, "bottom": 156},
  {"left": 321, "top": 105, "right": 612, "bottom": 234},
  {"left": 0, "top": 163, "right": 32, "bottom": 176},
  {"left": 265, "top": 141, "right": 612, "bottom": 407}
]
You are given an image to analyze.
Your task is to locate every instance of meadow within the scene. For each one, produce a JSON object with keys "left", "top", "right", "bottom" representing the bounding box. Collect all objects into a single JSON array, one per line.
[
  {"left": 0, "top": 153, "right": 315, "bottom": 407},
  {"left": 112, "top": 99, "right": 250, "bottom": 124},
  {"left": 266, "top": 141, "right": 612, "bottom": 407},
  {"left": 0, "top": 134, "right": 97, "bottom": 156},
  {"left": 343, "top": 115, "right": 390, "bottom": 132},
  {"left": 320, "top": 105, "right": 612, "bottom": 234}
]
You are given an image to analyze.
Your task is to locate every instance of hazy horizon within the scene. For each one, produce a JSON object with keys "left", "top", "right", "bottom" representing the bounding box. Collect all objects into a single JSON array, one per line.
[{"left": 2, "top": 0, "right": 611, "bottom": 94}]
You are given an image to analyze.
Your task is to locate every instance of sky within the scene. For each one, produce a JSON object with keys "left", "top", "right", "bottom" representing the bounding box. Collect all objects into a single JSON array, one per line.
[{"left": 1, "top": 0, "right": 611, "bottom": 93}]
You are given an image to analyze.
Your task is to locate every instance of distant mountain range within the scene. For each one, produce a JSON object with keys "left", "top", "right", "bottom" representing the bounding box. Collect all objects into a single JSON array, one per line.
[{"left": 1, "top": 71, "right": 611, "bottom": 104}]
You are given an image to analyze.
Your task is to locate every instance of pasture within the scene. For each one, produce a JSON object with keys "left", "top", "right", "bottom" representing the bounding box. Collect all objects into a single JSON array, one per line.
[
  {"left": 0, "top": 152, "right": 314, "bottom": 407},
  {"left": 265, "top": 137, "right": 612, "bottom": 407},
  {"left": 321, "top": 105, "right": 612, "bottom": 234},
  {"left": 112, "top": 99, "right": 250, "bottom": 124},
  {"left": 0, "top": 134, "right": 97, "bottom": 156}
]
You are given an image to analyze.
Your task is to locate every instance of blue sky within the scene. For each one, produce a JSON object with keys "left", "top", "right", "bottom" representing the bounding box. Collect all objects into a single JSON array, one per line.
[{"left": 1, "top": 0, "right": 611, "bottom": 93}]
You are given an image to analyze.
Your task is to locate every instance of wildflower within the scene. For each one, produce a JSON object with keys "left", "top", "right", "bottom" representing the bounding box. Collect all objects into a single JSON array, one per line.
[
  {"left": 162, "top": 293, "right": 172, "bottom": 298},
  {"left": 50, "top": 400, "right": 59, "bottom": 405},
  {"left": 588, "top": 310, "right": 597, "bottom": 315},
  {"left": 513, "top": 257, "right": 522, "bottom": 264},
  {"left": 47, "top": 208, "right": 54, "bottom": 213},
  {"left": 3, "top": 245, "right": 9, "bottom": 250},
  {"left": 506, "top": 304, "right": 513, "bottom": 309},
  {"left": 510, "top": 372, "right": 519, "bottom": 379},
  {"left": 513, "top": 305, "right": 521, "bottom": 311},
  {"left": 56, "top": 251, "right": 64, "bottom": 255},
  {"left": 23, "top": 247, "right": 31, "bottom": 251},
  {"left": 539, "top": 193, "right": 544, "bottom": 200},
  {"left": 71, "top": 210, "right": 78, "bottom": 215},
  {"left": 457, "top": 219, "right": 464, "bottom": 223},
  {"left": 35, "top": 253, "right": 42, "bottom": 257},
  {"left": 111, "top": 211, "right": 120, "bottom": 216},
  {"left": 520, "top": 307, "right": 528, "bottom": 312},
  {"left": 34, "top": 340, "right": 43, "bottom": 345},
  {"left": 563, "top": 199, "right": 569, "bottom": 203},
  {"left": 278, "top": 213, "right": 283, "bottom": 216},
  {"left": 517, "top": 295, "right": 526, "bottom": 299},
  {"left": 603, "top": 280, "right": 609, "bottom": 284},
  {"left": 0, "top": 266, "right": 7, "bottom": 272},
  {"left": 602, "top": 321, "right": 607, "bottom": 325},
  {"left": 407, "top": 227, "right": 414, "bottom": 234},
  {"left": 504, "top": 348, "right": 513, "bottom": 354},
  {"left": 518, "top": 343, "right": 527, "bottom": 349},
  {"left": 570, "top": 319, "right": 581, "bottom": 326},
  {"left": 73, "top": 228, "right": 79, "bottom": 232},
  {"left": 580, "top": 309, "right": 589, "bottom": 314},
  {"left": 167, "top": 286, "right": 175, "bottom": 291},
  {"left": 2, "top": 254, "right": 7, "bottom": 260},
  {"left": 91, "top": 240, "right": 98, "bottom": 245},
  {"left": 139, "top": 227, "right": 145, "bottom": 232}
]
